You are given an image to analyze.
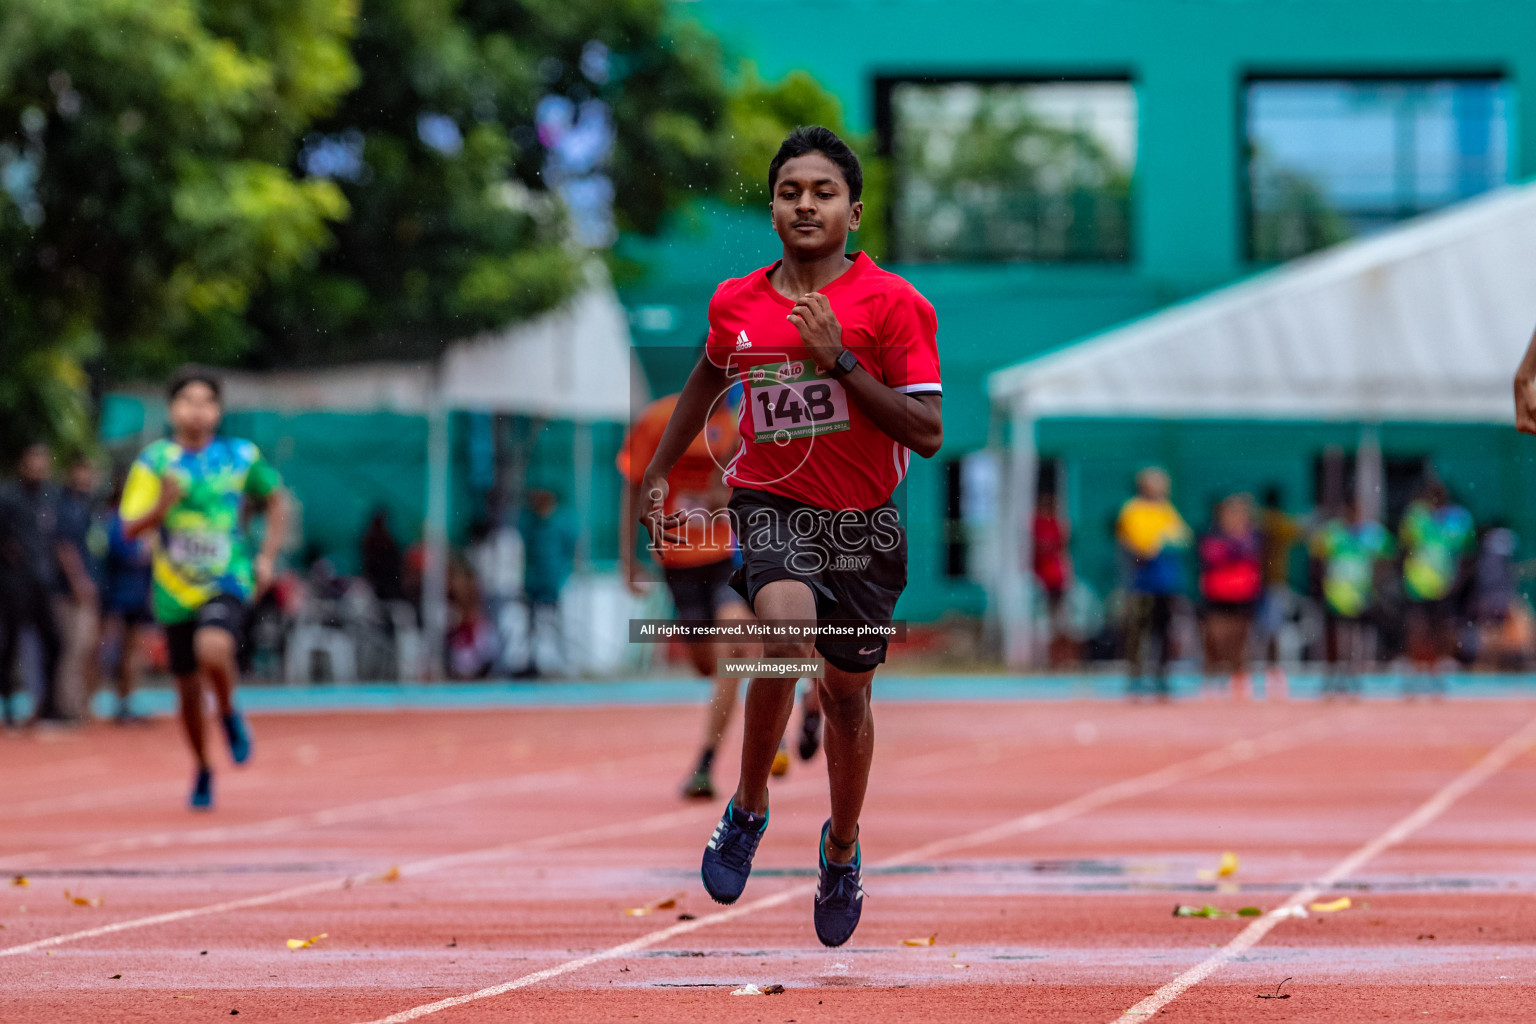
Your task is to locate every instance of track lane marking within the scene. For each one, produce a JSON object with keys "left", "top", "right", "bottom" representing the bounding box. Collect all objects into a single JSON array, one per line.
[
  {"left": 0, "top": 753, "right": 674, "bottom": 867},
  {"left": 0, "top": 737, "right": 1006, "bottom": 959},
  {"left": 1115, "top": 709, "right": 1536, "bottom": 1020},
  {"left": 347, "top": 713, "right": 1351, "bottom": 1023}
]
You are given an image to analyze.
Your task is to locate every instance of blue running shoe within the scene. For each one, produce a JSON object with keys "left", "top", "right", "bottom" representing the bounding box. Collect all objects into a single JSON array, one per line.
[
  {"left": 190, "top": 767, "right": 213, "bottom": 810},
  {"left": 813, "top": 819, "right": 864, "bottom": 947},
  {"left": 701, "top": 801, "right": 767, "bottom": 904},
  {"left": 222, "top": 711, "right": 252, "bottom": 765}
]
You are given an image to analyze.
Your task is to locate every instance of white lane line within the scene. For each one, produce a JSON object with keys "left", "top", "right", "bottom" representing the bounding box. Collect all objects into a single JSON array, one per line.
[
  {"left": 1115, "top": 709, "right": 1536, "bottom": 1020},
  {"left": 0, "top": 754, "right": 666, "bottom": 868},
  {"left": 0, "top": 737, "right": 995, "bottom": 959},
  {"left": 347, "top": 713, "right": 1350, "bottom": 1024}
]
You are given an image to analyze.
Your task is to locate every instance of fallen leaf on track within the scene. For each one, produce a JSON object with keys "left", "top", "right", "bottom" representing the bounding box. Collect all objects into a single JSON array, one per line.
[
  {"left": 901, "top": 934, "right": 937, "bottom": 946},
  {"left": 64, "top": 890, "right": 102, "bottom": 907},
  {"left": 677, "top": 913, "right": 696, "bottom": 921},
  {"left": 623, "top": 896, "right": 678, "bottom": 917},
  {"left": 377, "top": 866, "right": 401, "bottom": 883},
  {"left": 762, "top": 984, "right": 785, "bottom": 995},
  {"left": 110, "top": 974, "right": 122, "bottom": 980},
  {"left": 1173, "top": 904, "right": 1226, "bottom": 918},
  {"left": 286, "top": 933, "right": 327, "bottom": 950},
  {"left": 1310, "top": 897, "right": 1351, "bottom": 913},
  {"left": 1196, "top": 851, "right": 1240, "bottom": 881},
  {"left": 10, "top": 876, "right": 27, "bottom": 888},
  {"left": 1237, "top": 907, "right": 1263, "bottom": 917}
]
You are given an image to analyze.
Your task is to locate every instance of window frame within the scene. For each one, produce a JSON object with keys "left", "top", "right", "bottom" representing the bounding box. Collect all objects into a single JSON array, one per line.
[
  {"left": 873, "top": 72, "right": 1140, "bottom": 265},
  {"left": 1240, "top": 69, "right": 1510, "bottom": 264}
]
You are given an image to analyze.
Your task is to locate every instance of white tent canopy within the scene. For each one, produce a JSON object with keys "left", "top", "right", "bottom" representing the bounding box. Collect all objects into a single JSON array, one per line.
[
  {"left": 989, "top": 183, "right": 1536, "bottom": 424},
  {"left": 217, "top": 270, "right": 644, "bottom": 420},
  {"left": 985, "top": 184, "right": 1536, "bottom": 667}
]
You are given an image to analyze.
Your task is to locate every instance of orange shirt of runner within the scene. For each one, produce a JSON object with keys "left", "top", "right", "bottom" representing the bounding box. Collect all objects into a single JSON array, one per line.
[{"left": 616, "top": 394, "right": 739, "bottom": 568}]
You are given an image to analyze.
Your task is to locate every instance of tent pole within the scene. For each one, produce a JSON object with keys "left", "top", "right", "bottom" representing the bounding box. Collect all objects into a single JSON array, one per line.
[
  {"left": 1002, "top": 402, "right": 1038, "bottom": 669},
  {"left": 421, "top": 386, "right": 451, "bottom": 681},
  {"left": 1356, "top": 423, "right": 1383, "bottom": 522},
  {"left": 573, "top": 420, "right": 592, "bottom": 571}
]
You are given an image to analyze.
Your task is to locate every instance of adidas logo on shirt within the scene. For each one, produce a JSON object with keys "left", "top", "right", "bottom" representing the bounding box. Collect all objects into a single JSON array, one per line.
[{"left": 736, "top": 330, "right": 751, "bottom": 350}]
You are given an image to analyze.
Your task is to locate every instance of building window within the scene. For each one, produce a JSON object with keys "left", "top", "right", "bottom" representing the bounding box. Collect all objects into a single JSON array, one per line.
[
  {"left": 1247, "top": 77, "right": 1509, "bottom": 261},
  {"left": 885, "top": 79, "right": 1136, "bottom": 263}
]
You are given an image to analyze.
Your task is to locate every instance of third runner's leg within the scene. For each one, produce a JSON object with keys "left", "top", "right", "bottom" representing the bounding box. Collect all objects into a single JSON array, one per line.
[
  {"left": 175, "top": 670, "right": 213, "bottom": 808},
  {"left": 196, "top": 624, "right": 251, "bottom": 764}
]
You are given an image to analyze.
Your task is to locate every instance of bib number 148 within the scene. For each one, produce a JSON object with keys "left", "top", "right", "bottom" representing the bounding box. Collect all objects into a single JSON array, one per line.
[{"left": 747, "top": 362, "right": 851, "bottom": 442}]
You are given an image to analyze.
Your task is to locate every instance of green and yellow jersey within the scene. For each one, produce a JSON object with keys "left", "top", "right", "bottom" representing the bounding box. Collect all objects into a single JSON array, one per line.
[{"left": 119, "top": 437, "right": 281, "bottom": 624}]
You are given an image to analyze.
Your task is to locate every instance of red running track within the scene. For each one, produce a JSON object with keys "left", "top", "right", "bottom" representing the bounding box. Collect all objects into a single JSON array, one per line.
[{"left": 1, "top": 696, "right": 1535, "bottom": 1022}]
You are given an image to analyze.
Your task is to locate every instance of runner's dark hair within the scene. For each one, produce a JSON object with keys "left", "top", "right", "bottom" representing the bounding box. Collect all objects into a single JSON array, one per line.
[
  {"left": 768, "top": 126, "right": 862, "bottom": 202},
  {"left": 167, "top": 364, "right": 223, "bottom": 402}
]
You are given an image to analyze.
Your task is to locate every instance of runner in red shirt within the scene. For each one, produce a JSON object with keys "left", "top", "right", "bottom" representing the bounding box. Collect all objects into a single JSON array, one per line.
[{"left": 637, "top": 126, "right": 942, "bottom": 947}]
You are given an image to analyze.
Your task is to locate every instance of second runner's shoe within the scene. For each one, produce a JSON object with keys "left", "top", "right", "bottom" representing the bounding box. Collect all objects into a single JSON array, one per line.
[
  {"left": 813, "top": 819, "right": 865, "bottom": 947},
  {"left": 701, "top": 801, "right": 767, "bottom": 904}
]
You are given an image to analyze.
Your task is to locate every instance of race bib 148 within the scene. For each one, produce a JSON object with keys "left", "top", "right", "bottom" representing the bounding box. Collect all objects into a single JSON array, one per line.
[{"left": 745, "top": 359, "right": 851, "bottom": 443}]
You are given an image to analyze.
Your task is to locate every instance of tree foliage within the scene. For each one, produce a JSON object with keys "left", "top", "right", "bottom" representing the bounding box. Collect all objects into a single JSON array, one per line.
[
  {"left": 0, "top": 0, "right": 847, "bottom": 451},
  {"left": 0, "top": 0, "right": 357, "bottom": 454}
]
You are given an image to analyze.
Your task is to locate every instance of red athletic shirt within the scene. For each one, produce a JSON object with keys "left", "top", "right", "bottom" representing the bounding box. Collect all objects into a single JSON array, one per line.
[{"left": 703, "top": 252, "right": 941, "bottom": 511}]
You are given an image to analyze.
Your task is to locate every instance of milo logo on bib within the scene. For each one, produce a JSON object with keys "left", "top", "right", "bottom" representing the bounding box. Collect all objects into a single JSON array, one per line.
[{"left": 745, "top": 359, "right": 851, "bottom": 443}]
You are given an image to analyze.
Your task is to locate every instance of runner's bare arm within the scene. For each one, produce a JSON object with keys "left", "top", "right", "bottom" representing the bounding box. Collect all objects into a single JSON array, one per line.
[
  {"left": 1515, "top": 323, "right": 1536, "bottom": 434},
  {"left": 789, "top": 292, "right": 943, "bottom": 457},
  {"left": 639, "top": 354, "right": 732, "bottom": 545},
  {"left": 121, "top": 473, "right": 182, "bottom": 540}
]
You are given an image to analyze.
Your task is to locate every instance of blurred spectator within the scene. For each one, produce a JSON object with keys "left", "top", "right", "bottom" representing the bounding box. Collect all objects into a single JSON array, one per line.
[
  {"left": 99, "top": 476, "right": 154, "bottom": 722},
  {"left": 1468, "top": 525, "right": 1524, "bottom": 668},
  {"left": 0, "top": 443, "right": 67, "bottom": 724},
  {"left": 55, "top": 455, "right": 102, "bottom": 718},
  {"left": 1116, "top": 467, "right": 1190, "bottom": 700},
  {"left": 467, "top": 515, "right": 524, "bottom": 674},
  {"left": 1311, "top": 498, "right": 1394, "bottom": 698},
  {"left": 1032, "top": 491, "right": 1076, "bottom": 666},
  {"left": 446, "top": 553, "right": 496, "bottom": 679},
  {"left": 361, "top": 506, "right": 404, "bottom": 602},
  {"left": 1199, "top": 494, "right": 1263, "bottom": 699},
  {"left": 1255, "top": 485, "right": 1304, "bottom": 695},
  {"left": 516, "top": 489, "right": 576, "bottom": 678},
  {"left": 1399, "top": 479, "right": 1474, "bottom": 694}
]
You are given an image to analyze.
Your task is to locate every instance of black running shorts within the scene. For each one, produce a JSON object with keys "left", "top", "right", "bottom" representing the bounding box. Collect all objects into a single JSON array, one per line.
[
  {"left": 727, "top": 487, "right": 907, "bottom": 674},
  {"left": 164, "top": 593, "right": 246, "bottom": 677}
]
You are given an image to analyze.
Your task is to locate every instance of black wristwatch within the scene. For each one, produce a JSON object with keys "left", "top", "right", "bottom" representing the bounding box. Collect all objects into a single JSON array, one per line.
[{"left": 827, "top": 349, "right": 860, "bottom": 380}]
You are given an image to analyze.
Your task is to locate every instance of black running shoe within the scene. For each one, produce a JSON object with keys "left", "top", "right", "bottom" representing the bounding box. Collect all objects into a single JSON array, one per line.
[
  {"left": 700, "top": 801, "right": 767, "bottom": 904},
  {"left": 813, "top": 819, "right": 864, "bottom": 947},
  {"left": 798, "top": 710, "right": 822, "bottom": 761}
]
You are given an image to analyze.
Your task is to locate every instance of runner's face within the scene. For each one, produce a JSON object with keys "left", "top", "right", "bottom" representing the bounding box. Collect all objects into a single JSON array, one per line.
[
  {"left": 771, "top": 153, "right": 862, "bottom": 259},
  {"left": 169, "top": 382, "right": 222, "bottom": 441}
]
